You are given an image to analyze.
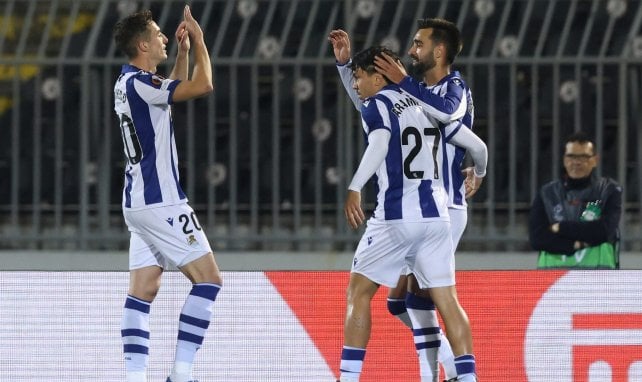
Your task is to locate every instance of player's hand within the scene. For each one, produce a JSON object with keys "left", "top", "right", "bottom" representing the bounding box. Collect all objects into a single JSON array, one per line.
[
  {"left": 344, "top": 190, "right": 365, "bottom": 229},
  {"left": 175, "top": 22, "right": 190, "bottom": 53},
  {"left": 182, "top": 5, "right": 204, "bottom": 42},
  {"left": 328, "top": 29, "right": 351, "bottom": 65},
  {"left": 374, "top": 52, "right": 407, "bottom": 84},
  {"left": 463, "top": 167, "right": 483, "bottom": 198}
]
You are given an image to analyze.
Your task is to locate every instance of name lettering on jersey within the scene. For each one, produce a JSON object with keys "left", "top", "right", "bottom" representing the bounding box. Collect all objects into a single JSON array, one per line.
[
  {"left": 391, "top": 96, "right": 420, "bottom": 117},
  {"left": 115, "top": 88, "right": 127, "bottom": 103}
]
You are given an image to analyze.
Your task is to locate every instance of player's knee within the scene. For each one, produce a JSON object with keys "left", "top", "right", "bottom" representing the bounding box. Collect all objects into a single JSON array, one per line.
[
  {"left": 405, "top": 291, "right": 436, "bottom": 310},
  {"left": 130, "top": 284, "right": 160, "bottom": 302},
  {"left": 387, "top": 298, "right": 407, "bottom": 316}
]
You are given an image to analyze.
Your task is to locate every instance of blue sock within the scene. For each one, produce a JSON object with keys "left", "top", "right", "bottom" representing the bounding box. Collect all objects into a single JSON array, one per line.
[
  {"left": 339, "top": 346, "right": 366, "bottom": 381},
  {"left": 386, "top": 297, "right": 412, "bottom": 328},
  {"left": 405, "top": 293, "right": 440, "bottom": 382},
  {"left": 121, "top": 295, "right": 151, "bottom": 376},
  {"left": 454, "top": 354, "right": 477, "bottom": 381},
  {"left": 171, "top": 283, "right": 221, "bottom": 379}
]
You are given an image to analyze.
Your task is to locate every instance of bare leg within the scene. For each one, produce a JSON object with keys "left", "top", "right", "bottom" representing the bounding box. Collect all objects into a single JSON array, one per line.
[
  {"left": 339, "top": 272, "right": 380, "bottom": 381},
  {"left": 344, "top": 272, "right": 380, "bottom": 347}
]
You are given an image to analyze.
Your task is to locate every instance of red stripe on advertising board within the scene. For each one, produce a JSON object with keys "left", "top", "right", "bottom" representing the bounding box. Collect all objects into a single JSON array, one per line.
[{"left": 573, "top": 313, "right": 642, "bottom": 330}]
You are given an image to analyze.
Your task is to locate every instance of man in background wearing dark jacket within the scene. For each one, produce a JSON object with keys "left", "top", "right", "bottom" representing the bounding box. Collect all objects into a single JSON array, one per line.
[{"left": 529, "top": 131, "right": 622, "bottom": 269}]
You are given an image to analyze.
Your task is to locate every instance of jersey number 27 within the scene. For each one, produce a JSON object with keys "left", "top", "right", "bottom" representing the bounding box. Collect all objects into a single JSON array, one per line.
[{"left": 402, "top": 126, "right": 440, "bottom": 180}]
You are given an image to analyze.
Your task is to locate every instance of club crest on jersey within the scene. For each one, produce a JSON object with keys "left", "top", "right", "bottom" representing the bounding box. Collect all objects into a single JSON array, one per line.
[
  {"left": 150, "top": 75, "right": 163, "bottom": 87},
  {"left": 187, "top": 234, "right": 198, "bottom": 246}
]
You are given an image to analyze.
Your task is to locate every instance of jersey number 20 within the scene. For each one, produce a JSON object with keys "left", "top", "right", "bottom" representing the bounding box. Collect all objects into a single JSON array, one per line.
[
  {"left": 402, "top": 126, "right": 440, "bottom": 180},
  {"left": 120, "top": 114, "right": 142, "bottom": 165}
]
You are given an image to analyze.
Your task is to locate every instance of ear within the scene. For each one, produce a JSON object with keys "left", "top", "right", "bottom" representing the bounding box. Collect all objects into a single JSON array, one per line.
[{"left": 138, "top": 39, "right": 148, "bottom": 53}]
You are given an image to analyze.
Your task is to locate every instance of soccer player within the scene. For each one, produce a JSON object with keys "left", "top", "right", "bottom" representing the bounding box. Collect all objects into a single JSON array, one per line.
[
  {"left": 113, "top": 7, "right": 220, "bottom": 382},
  {"left": 330, "top": 18, "right": 484, "bottom": 382},
  {"left": 338, "top": 45, "right": 479, "bottom": 382}
]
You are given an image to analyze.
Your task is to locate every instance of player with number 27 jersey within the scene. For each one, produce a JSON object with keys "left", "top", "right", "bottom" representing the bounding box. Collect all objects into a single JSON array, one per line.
[
  {"left": 114, "top": 64, "right": 185, "bottom": 210},
  {"left": 353, "top": 85, "right": 449, "bottom": 223}
]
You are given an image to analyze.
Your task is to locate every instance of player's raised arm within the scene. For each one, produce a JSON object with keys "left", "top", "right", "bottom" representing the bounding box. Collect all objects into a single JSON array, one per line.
[
  {"left": 172, "top": 5, "right": 213, "bottom": 102},
  {"left": 328, "top": 29, "right": 362, "bottom": 111},
  {"left": 375, "top": 52, "right": 466, "bottom": 123},
  {"left": 169, "top": 20, "right": 190, "bottom": 80}
]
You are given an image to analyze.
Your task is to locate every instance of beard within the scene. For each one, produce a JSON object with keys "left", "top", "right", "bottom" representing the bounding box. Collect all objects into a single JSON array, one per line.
[{"left": 409, "top": 53, "right": 436, "bottom": 77}]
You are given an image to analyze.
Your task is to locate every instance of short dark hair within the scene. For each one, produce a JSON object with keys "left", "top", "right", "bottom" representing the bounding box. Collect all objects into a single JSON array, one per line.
[
  {"left": 565, "top": 131, "right": 596, "bottom": 152},
  {"left": 350, "top": 46, "right": 401, "bottom": 83},
  {"left": 417, "top": 18, "right": 462, "bottom": 64},
  {"left": 113, "top": 10, "right": 153, "bottom": 59}
]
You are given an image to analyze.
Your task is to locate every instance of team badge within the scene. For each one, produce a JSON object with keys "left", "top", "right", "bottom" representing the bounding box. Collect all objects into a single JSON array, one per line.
[
  {"left": 187, "top": 234, "right": 198, "bottom": 246},
  {"left": 151, "top": 75, "right": 163, "bottom": 87}
]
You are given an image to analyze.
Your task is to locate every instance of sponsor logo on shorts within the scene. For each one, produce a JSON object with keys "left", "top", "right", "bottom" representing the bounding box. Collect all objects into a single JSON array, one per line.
[
  {"left": 166, "top": 217, "right": 174, "bottom": 226},
  {"left": 367, "top": 236, "right": 373, "bottom": 245}
]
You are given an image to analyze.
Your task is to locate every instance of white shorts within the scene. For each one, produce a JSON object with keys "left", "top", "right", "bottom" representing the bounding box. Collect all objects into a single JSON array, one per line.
[
  {"left": 123, "top": 203, "right": 212, "bottom": 270},
  {"left": 449, "top": 207, "right": 468, "bottom": 250},
  {"left": 351, "top": 219, "right": 454, "bottom": 289},
  {"left": 399, "top": 207, "right": 467, "bottom": 276}
]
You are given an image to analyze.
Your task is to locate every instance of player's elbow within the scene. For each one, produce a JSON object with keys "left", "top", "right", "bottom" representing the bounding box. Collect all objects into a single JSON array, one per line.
[
  {"left": 174, "top": 81, "right": 213, "bottom": 101},
  {"left": 202, "top": 80, "right": 214, "bottom": 94},
  {"left": 195, "top": 81, "right": 214, "bottom": 97}
]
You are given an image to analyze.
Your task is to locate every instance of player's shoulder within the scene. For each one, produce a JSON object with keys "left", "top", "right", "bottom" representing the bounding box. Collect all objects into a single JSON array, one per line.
[
  {"left": 130, "top": 71, "right": 168, "bottom": 90},
  {"left": 445, "top": 71, "right": 468, "bottom": 89}
]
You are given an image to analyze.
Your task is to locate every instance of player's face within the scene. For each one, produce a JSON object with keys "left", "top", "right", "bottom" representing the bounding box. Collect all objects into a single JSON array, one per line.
[
  {"left": 408, "top": 28, "right": 438, "bottom": 74},
  {"left": 352, "top": 68, "right": 381, "bottom": 100},
  {"left": 563, "top": 141, "right": 597, "bottom": 179},
  {"left": 145, "top": 22, "right": 169, "bottom": 63}
]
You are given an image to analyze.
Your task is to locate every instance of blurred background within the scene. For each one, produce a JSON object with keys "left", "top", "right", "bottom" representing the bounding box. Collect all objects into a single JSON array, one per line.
[{"left": 1, "top": 0, "right": 641, "bottom": 255}]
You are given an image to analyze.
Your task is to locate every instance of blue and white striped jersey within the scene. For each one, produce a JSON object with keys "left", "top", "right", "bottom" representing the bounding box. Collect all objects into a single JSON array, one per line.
[
  {"left": 337, "top": 63, "right": 474, "bottom": 209},
  {"left": 114, "top": 64, "right": 186, "bottom": 210},
  {"left": 397, "top": 71, "right": 475, "bottom": 209},
  {"left": 360, "top": 84, "right": 449, "bottom": 223}
]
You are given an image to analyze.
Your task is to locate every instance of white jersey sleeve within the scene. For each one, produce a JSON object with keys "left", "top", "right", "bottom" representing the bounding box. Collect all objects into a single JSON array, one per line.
[
  {"left": 348, "top": 128, "right": 390, "bottom": 191},
  {"left": 336, "top": 60, "right": 363, "bottom": 111},
  {"left": 443, "top": 121, "right": 487, "bottom": 177}
]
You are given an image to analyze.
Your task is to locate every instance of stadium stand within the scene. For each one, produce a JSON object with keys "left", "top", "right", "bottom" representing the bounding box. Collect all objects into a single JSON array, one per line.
[{"left": 0, "top": 0, "right": 640, "bottom": 251}]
